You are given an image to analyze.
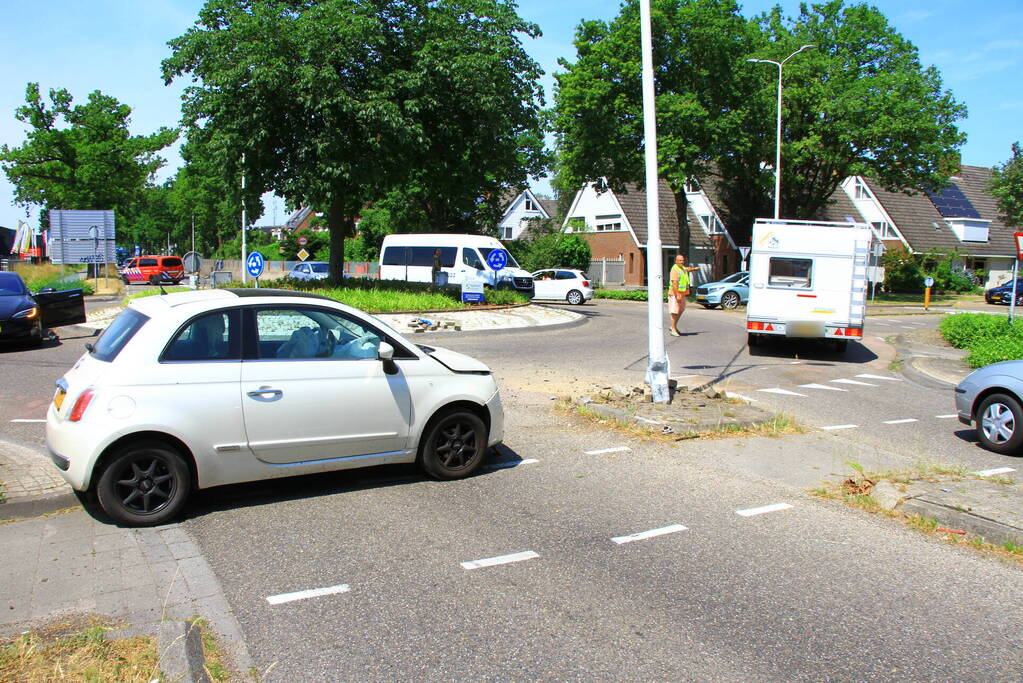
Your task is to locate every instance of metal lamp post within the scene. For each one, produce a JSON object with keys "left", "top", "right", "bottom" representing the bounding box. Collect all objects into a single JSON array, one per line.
[{"left": 748, "top": 44, "right": 815, "bottom": 220}]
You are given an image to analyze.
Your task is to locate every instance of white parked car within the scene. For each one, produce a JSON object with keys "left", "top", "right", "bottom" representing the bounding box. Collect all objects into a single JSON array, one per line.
[
  {"left": 46, "top": 289, "right": 504, "bottom": 526},
  {"left": 530, "top": 269, "right": 593, "bottom": 305},
  {"left": 287, "top": 261, "right": 330, "bottom": 281}
]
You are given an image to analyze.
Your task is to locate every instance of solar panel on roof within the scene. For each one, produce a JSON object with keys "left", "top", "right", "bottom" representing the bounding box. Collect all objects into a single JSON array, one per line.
[{"left": 925, "top": 183, "right": 981, "bottom": 219}]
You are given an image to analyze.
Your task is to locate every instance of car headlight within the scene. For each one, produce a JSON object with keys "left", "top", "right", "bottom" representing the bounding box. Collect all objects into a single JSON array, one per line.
[{"left": 13, "top": 306, "right": 39, "bottom": 320}]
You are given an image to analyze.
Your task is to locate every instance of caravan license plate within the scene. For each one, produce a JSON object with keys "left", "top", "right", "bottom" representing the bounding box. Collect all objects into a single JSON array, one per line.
[{"left": 786, "top": 321, "right": 825, "bottom": 338}]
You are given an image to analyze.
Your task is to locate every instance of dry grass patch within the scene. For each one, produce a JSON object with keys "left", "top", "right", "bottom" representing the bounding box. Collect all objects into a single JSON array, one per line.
[{"left": 0, "top": 616, "right": 159, "bottom": 682}]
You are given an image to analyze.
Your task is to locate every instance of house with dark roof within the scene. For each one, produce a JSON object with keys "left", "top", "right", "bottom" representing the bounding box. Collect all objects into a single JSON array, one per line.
[
  {"left": 561, "top": 179, "right": 739, "bottom": 286},
  {"left": 497, "top": 189, "right": 559, "bottom": 240},
  {"left": 838, "top": 165, "right": 1012, "bottom": 287}
]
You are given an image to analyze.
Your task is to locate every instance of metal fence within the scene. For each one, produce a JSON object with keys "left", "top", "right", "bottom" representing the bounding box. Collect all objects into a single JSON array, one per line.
[{"left": 587, "top": 258, "right": 626, "bottom": 287}]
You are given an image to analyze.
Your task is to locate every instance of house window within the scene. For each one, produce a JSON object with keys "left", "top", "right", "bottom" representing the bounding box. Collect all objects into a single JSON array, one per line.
[
  {"left": 629, "top": 253, "right": 634, "bottom": 273},
  {"left": 595, "top": 221, "right": 622, "bottom": 232},
  {"left": 503, "top": 227, "right": 513, "bottom": 240},
  {"left": 525, "top": 199, "right": 536, "bottom": 212},
  {"left": 854, "top": 178, "right": 872, "bottom": 200},
  {"left": 871, "top": 221, "right": 897, "bottom": 239},
  {"left": 684, "top": 178, "right": 701, "bottom": 194},
  {"left": 699, "top": 214, "right": 724, "bottom": 234}
]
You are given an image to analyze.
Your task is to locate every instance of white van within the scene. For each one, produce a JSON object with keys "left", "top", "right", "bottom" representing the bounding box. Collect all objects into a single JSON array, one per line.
[
  {"left": 746, "top": 218, "right": 872, "bottom": 352},
  {"left": 379, "top": 234, "right": 535, "bottom": 296}
]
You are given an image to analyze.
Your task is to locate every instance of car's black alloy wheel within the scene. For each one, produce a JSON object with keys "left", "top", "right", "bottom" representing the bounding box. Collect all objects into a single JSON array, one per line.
[
  {"left": 420, "top": 410, "right": 488, "bottom": 479},
  {"left": 96, "top": 441, "right": 191, "bottom": 526},
  {"left": 976, "top": 393, "right": 1023, "bottom": 455}
]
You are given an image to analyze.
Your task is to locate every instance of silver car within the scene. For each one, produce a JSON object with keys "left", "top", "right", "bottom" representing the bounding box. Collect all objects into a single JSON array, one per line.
[
  {"left": 954, "top": 360, "right": 1023, "bottom": 454},
  {"left": 288, "top": 261, "right": 330, "bottom": 281}
]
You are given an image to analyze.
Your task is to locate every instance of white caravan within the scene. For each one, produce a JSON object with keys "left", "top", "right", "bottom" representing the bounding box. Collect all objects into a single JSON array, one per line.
[
  {"left": 745, "top": 218, "right": 872, "bottom": 352},
  {"left": 379, "top": 234, "right": 535, "bottom": 296}
]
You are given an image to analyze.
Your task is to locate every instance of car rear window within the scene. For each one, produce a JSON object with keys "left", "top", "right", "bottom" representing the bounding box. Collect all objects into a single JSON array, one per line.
[
  {"left": 90, "top": 308, "right": 149, "bottom": 362},
  {"left": 162, "top": 257, "right": 183, "bottom": 267}
]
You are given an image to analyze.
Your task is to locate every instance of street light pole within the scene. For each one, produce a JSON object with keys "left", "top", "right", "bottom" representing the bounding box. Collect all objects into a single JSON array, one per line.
[
  {"left": 639, "top": 0, "right": 669, "bottom": 403},
  {"left": 748, "top": 44, "right": 814, "bottom": 220}
]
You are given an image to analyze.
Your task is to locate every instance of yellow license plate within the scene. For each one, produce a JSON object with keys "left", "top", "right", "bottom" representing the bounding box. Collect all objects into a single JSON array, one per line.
[{"left": 53, "top": 390, "right": 65, "bottom": 412}]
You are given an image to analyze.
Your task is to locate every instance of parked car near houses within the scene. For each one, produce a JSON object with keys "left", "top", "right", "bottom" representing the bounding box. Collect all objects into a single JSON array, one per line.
[
  {"left": 0, "top": 271, "right": 86, "bottom": 347},
  {"left": 985, "top": 279, "right": 1023, "bottom": 305},
  {"left": 287, "top": 261, "right": 330, "bottom": 281},
  {"left": 530, "top": 269, "right": 593, "bottom": 305},
  {"left": 955, "top": 360, "right": 1023, "bottom": 455},
  {"left": 119, "top": 255, "right": 185, "bottom": 286},
  {"left": 695, "top": 271, "right": 749, "bottom": 310},
  {"left": 46, "top": 288, "right": 504, "bottom": 526}
]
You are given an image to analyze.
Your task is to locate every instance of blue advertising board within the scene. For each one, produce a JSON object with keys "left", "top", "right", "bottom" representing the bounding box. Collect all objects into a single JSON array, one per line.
[
  {"left": 461, "top": 279, "right": 485, "bottom": 303},
  {"left": 246, "top": 251, "right": 265, "bottom": 279}
]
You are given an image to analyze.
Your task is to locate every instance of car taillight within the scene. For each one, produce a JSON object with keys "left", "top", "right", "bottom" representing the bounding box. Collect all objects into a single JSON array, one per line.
[
  {"left": 582, "top": 280, "right": 590, "bottom": 287},
  {"left": 68, "top": 389, "right": 95, "bottom": 422}
]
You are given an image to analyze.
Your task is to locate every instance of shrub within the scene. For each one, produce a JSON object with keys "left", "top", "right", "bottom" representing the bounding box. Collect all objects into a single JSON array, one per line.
[
  {"left": 939, "top": 314, "right": 1015, "bottom": 349},
  {"left": 595, "top": 289, "right": 668, "bottom": 302},
  {"left": 967, "top": 335, "right": 1023, "bottom": 368}
]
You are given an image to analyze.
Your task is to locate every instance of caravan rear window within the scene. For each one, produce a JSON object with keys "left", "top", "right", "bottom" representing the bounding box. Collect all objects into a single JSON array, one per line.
[{"left": 768, "top": 258, "right": 812, "bottom": 289}]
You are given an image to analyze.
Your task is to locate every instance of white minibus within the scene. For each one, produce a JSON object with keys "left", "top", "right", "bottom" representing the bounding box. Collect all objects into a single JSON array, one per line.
[{"left": 379, "top": 234, "right": 534, "bottom": 296}]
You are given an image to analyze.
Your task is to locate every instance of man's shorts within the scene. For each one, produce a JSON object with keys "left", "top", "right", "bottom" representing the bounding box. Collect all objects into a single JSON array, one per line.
[{"left": 669, "top": 295, "right": 685, "bottom": 315}]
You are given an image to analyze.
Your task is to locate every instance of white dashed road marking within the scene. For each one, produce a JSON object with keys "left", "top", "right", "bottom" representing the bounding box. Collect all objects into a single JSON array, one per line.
[
  {"left": 821, "top": 424, "right": 858, "bottom": 430},
  {"left": 462, "top": 551, "right": 539, "bottom": 570},
  {"left": 799, "top": 383, "right": 846, "bottom": 391},
  {"left": 584, "top": 446, "right": 631, "bottom": 455},
  {"left": 485, "top": 459, "right": 538, "bottom": 471},
  {"left": 10, "top": 419, "right": 46, "bottom": 423},
  {"left": 756, "top": 388, "right": 807, "bottom": 397},
  {"left": 882, "top": 418, "right": 918, "bottom": 424},
  {"left": 874, "top": 322, "right": 892, "bottom": 326},
  {"left": 830, "top": 378, "right": 878, "bottom": 387},
  {"left": 973, "top": 467, "right": 1015, "bottom": 477},
  {"left": 935, "top": 414, "right": 958, "bottom": 419},
  {"left": 736, "top": 503, "right": 794, "bottom": 517},
  {"left": 855, "top": 374, "right": 902, "bottom": 381},
  {"left": 267, "top": 584, "right": 351, "bottom": 605},
  {"left": 611, "top": 524, "right": 687, "bottom": 545}
]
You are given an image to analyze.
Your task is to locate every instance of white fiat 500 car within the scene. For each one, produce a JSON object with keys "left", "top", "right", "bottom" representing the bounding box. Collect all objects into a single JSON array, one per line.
[{"left": 47, "top": 289, "right": 504, "bottom": 526}]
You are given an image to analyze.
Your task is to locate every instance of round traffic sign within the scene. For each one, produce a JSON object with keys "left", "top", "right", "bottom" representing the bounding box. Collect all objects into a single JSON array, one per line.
[
  {"left": 486, "top": 248, "right": 508, "bottom": 270},
  {"left": 246, "top": 251, "right": 265, "bottom": 278},
  {"left": 924, "top": 276, "right": 935, "bottom": 288},
  {"left": 183, "top": 251, "right": 202, "bottom": 273},
  {"left": 297, "top": 236, "right": 308, "bottom": 247}
]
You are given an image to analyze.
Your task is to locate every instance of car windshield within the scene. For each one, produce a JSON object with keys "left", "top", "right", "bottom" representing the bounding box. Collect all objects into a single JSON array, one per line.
[
  {"left": 478, "top": 247, "right": 521, "bottom": 270},
  {"left": 310, "top": 263, "right": 329, "bottom": 273},
  {"left": 0, "top": 272, "right": 28, "bottom": 296}
]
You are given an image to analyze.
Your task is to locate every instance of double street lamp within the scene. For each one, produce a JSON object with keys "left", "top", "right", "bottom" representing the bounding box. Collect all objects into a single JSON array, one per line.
[{"left": 748, "top": 44, "right": 815, "bottom": 220}]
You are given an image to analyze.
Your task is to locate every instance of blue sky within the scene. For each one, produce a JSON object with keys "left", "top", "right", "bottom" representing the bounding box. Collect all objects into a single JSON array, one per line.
[{"left": 1, "top": 0, "right": 1019, "bottom": 232}]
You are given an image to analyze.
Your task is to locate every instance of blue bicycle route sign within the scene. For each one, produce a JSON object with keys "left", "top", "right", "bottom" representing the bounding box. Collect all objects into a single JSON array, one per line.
[
  {"left": 486, "top": 248, "right": 508, "bottom": 270},
  {"left": 246, "top": 251, "right": 265, "bottom": 279}
]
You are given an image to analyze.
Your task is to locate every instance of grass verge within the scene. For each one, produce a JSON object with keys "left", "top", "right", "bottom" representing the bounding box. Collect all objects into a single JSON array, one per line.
[
  {"left": 0, "top": 617, "right": 160, "bottom": 682},
  {"left": 559, "top": 400, "right": 803, "bottom": 442},
  {"left": 810, "top": 462, "right": 1023, "bottom": 568}
]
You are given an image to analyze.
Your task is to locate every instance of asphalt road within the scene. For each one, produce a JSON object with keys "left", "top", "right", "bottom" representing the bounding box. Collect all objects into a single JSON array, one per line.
[{"left": 4, "top": 300, "right": 1023, "bottom": 680}]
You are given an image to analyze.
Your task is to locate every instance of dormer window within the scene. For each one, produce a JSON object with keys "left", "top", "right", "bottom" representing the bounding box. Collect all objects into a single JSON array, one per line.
[
  {"left": 853, "top": 178, "right": 872, "bottom": 199},
  {"left": 525, "top": 199, "right": 536, "bottom": 211},
  {"left": 684, "top": 178, "right": 701, "bottom": 194}
]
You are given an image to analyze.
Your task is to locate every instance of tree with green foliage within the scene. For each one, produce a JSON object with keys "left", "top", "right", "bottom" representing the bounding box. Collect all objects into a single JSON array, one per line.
[
  {"left": 0, "top": 83, "right": 176, "bottom": 225},
  {"left": 554, "top": 0, "right": 756, "bottom": 256},
  {"left": 163, "top": 0, "right": 547, "bottom": 283},
  {"left": 991, "top": 143, "right": 1023, "bottom": 228},
  {"left": 504, "top": 219, "right": 592, "bottom": 272}
]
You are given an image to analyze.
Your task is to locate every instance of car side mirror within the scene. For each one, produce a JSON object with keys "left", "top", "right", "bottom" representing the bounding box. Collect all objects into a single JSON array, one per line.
[
  {"left": 378, "top": 341, "right": 398, "bottom": 375},
  {"left": 38, "top": 287, "right": 56, "bottom": 294}
]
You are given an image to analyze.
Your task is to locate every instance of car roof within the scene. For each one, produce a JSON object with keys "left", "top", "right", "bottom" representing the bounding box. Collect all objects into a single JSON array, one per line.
[{"left": 129, "top": 288, "right": 338, "bottom": 316}]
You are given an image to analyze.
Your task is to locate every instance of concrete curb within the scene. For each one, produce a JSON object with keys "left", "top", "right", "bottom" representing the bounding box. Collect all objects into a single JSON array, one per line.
[
  {"left": 0, "top": 489, "right": 80, "bottom": 521},
  {"left": 158, "top": 619, "right": 209, "bottom": 683},
  {"left": 574, "top": 395, "right": 775, "bottom": 434},
  {"left": 899, "top": 497, "right": 1023, "bottom": 548}
]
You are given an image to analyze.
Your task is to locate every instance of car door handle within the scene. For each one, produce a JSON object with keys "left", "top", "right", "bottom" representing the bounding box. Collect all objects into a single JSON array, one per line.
[{"left": 247, "top": 387, "right": 283, "bottom": 398}]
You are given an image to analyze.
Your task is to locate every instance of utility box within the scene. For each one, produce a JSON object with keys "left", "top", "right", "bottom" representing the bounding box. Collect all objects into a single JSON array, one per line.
[{"left": 746, "top": 218, "right": 872, "bottom": 353}]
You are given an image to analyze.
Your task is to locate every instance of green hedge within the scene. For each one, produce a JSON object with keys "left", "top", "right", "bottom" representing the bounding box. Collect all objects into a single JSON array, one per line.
[
  {"left": 595, "top": 289, "right": 669, "bottom": 302},
  {"left": 939, "top": 313, "right": 1023, "bottom": 367}
]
